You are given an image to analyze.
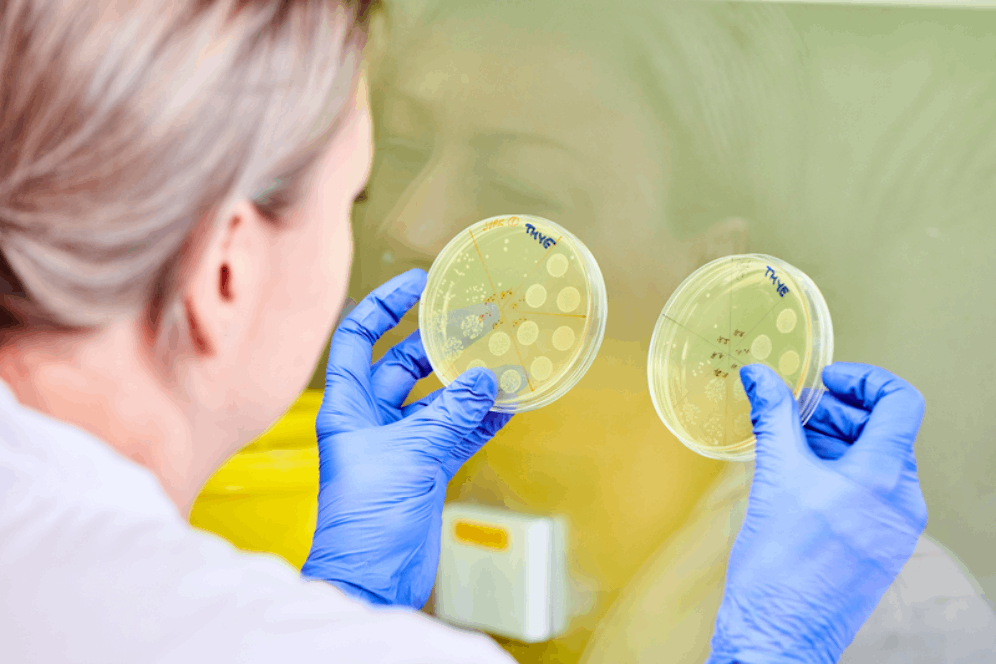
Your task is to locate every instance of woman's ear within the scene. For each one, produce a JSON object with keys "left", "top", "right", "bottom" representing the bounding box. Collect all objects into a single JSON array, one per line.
[
  {"left": 692, "top": 216, "right": 749, "bottom": 264},
  {"left": 182, "top": 201, "right": 269, "bottom": 360}
]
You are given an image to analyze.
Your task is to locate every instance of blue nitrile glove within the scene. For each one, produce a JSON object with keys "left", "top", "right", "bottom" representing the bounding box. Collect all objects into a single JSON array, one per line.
[
  {"left": 301, "top": 269, "right": 512, "bottom": 609},
  {"left": 706, "top": 362, "right": 928, "bottom": 664}
]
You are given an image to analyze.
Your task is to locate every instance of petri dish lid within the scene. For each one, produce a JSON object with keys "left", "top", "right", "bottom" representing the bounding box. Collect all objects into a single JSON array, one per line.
[
  {"left": 647, "top": 254, "right": 834, "bottom": 461},
  {"left": 420, "top": 214, "right": 607, "bottom": 413}
]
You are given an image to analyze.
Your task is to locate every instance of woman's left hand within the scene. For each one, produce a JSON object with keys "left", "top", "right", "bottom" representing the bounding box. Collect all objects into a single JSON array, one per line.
[
  {"left": 301, "top": 269, "right": 511, "bottom": 610},
  {"left": 707, "top": 363, "right": 927, "bottom": 664}
]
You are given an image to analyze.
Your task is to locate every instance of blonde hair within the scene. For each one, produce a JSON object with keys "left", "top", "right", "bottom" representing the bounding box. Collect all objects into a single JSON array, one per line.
[{"left": 0, "top": 0, "right": 377, "bottom": 329}]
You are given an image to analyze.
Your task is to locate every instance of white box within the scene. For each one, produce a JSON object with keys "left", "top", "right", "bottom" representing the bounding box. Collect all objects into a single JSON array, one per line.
[{"left": 434, "top": 503, "right": 569, "bottom": 643}]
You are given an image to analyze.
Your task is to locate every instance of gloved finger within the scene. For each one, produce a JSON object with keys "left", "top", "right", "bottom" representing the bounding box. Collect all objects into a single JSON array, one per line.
[
  {"left": 408, "top": 367, "right": 498, "bottom": 457},
  {"left": 803, "top": 391, "right": 869, "bottom": 443},
  {"left": 825, "top": 363, "right": 925, "bottom": 488},
  {"left": 479, "top": 410, "right": 512, "bottom": 438},
  {"left": 805, "top": 430, "right": 851, "bottom": 460},
  {"left": 397, "top": 364, "right": 492, "bottom": 418},
  {"left": 326, "top": 269, "right": 427, "bottom": 387},
  {"left": 401, "top": 389, "right": 510, "bottom": 470},
  {"left": 823, "top": 362, "right": 925, "bottom": 450},
  {"left": 741, "top": 364, "right": 811, "bottom": 473},
  {"left": 440, "top": 410, "right": 513, "bottom": 479},
  {"left": 399, "top": 389, "right": 439, "bottom": 419},
  {"left": 369, "top": 330, "right": 433, "bottom": 409}
]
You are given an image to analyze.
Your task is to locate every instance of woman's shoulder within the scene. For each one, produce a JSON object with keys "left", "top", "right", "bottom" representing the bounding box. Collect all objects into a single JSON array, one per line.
[{"left": 0, "top": 378, "right": 179, "bottom": 524}]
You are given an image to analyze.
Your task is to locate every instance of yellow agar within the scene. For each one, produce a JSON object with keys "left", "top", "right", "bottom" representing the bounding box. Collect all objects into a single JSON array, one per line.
[
  {"left": 422, "top": 216, "right": 592, "bottom": 403},
  {"left": 653, "top": 257, "right": 810, "bottom": 453}
]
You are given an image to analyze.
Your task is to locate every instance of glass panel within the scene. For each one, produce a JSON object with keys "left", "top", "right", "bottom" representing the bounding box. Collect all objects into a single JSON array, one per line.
[{"left": 333, "top": 1, "right": 996, "bottom": 660}]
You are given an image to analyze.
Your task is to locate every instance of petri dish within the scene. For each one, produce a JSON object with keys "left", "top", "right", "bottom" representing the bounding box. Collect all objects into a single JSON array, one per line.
[
  {"left": 420, "top": 214, "right": 607, "bottom": 413},
  {"left": 647, "top": 254, "right": 833, "bottom": 461}
]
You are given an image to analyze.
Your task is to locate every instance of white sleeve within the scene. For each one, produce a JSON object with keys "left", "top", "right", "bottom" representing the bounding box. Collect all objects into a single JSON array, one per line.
[
  {"left": 4, "top": 502, "right": 515, "bottom": 664},
  {"left": 159, "top": 530, "right": 517, "bottom": 664},
  {"left": 0, "top": 439, "right": 515, "bottom": 664}
]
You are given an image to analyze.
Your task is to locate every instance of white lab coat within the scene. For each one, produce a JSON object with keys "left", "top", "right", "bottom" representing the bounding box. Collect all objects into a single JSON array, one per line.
[{"left": 0, "top": 382, "right": 514, "bottom": 664}]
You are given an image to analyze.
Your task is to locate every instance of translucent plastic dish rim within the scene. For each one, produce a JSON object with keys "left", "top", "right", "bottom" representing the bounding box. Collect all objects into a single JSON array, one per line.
[
  {"left": 647, "top": 253, "right": 834, "bottom": 461},
  {"left": 419, "top": 214, "right": 608, "bottom": 414}
]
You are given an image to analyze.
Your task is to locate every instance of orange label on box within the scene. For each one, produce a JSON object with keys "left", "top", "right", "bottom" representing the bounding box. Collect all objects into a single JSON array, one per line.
[{"left": 453, "top": 520, "right": 510, "bottom": 551}]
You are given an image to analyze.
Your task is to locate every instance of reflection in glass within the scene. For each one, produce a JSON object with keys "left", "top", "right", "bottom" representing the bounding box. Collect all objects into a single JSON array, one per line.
[{"left": 346, "top": 1, "right": 996, "bottom": 661}]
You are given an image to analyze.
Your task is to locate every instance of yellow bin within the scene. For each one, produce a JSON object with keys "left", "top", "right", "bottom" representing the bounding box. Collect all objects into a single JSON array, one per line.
[{"left": 189, "top": 390, "right": 324, "bottom": 569}]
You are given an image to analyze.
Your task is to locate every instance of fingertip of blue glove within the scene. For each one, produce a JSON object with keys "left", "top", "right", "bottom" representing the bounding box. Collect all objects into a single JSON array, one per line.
[
  {"left": 372, "top": 269, "right": 427, "bottom": 309},
  {"left": 739, "top": 364, "right": 765, "bottom": 400},
  {"left": 402, "top": 267, "right": 428, "bottom": 289},
  {"left": 459, "top": 367, "right": 498, "bottom": 399},
  {"left": 434, "top": 369, "right": 498, "bottom": 426},
  {"left": 740, "top": 363, "right": 794, "bottom": 413}
]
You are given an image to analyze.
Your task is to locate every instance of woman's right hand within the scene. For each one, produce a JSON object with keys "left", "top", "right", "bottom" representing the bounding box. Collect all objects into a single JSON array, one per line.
[
  {"left": 707, "top": 363, "right": 928, "bottom": 664},
  {"left": 301, "top": 270, "right": 512, "bottom": 610}
]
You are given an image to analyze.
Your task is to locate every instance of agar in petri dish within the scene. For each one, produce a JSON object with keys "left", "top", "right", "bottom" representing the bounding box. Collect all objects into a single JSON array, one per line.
[
  {"left": 420, "top": 214, "right": 608, "bottom": 413},
  {"left": 647, "top": 254, "right": 834, "bottom": 461}
]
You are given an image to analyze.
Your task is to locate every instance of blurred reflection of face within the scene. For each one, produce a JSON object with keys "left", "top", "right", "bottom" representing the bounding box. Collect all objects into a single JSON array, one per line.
[
  {"left": 350, "top": 14, "right": 732, "bottom": 623},
  {"left": 354, "top": 16, "right": 697, "bottom": 340}
]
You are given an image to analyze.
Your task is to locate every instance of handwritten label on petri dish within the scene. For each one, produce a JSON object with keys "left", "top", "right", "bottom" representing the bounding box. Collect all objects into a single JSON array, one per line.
[
  {"left": 481, "top": 216, "right": 522, "bottom": 232},
  {"left": 525, "top": 223, "right": 557, "bottom": 249},
  {"left": 710, "top": 350, "right": 739, "bottom": 380},
  {"left": 765, "top": 266, "right": 790, "bottom": 297}
]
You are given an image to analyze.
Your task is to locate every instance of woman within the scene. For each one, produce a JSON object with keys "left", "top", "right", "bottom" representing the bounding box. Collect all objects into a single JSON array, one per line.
[
  {"left": 0, "top": 0, "right": 511, "bottom": 660},
  {"left": 0, "top": 0, "right": 931, "bottom": 662}
]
